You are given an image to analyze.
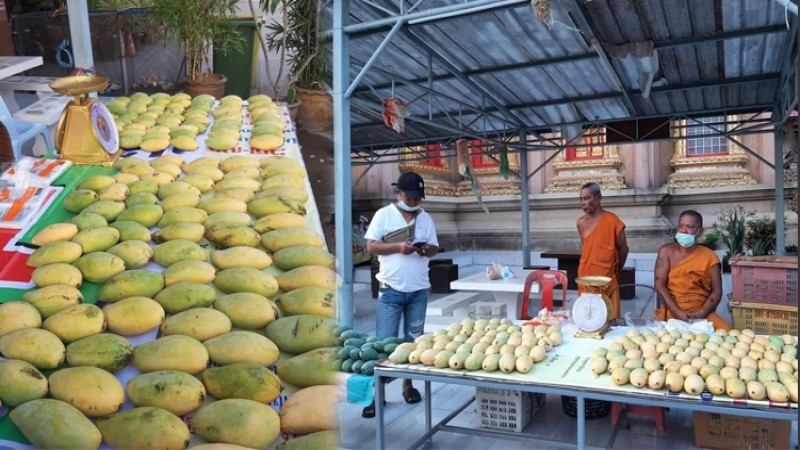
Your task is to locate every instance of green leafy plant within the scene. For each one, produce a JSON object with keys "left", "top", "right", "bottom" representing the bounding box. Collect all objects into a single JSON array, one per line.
[
  {"left": 745, "top": 217, "right": 777, "bottom": 256},
  {"left": 149, "top": 0, "right": 242, "bottom": 81},
  {"left": 716, "top": 206, "right": 752, "bottom": 256},
  {"left": 250, "top": 0, "right": 327, "bottom": 100},
  {"left": 702, "top": 224, "right": 720, "bottom": 246}
]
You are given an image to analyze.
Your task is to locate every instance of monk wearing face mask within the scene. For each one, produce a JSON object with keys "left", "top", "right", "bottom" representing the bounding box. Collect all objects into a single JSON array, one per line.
[{"left": 654, "top": 210, "right": 731, "bottom": 330}]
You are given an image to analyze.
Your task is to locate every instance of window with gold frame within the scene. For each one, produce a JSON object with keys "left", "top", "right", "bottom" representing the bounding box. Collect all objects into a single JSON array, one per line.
[
  {"left": 419, "top": 143, "right": 445, "bottom": 168},
  {"left": 565, "top": 127, "right": 607, "bottom": 161},
  {"left": 683, "top": 116, "right": 729, "bottom": 156}
]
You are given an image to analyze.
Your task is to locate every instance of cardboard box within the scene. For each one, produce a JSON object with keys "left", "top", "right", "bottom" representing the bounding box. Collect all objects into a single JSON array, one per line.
[{"left": 693, "top": 412, "right": 791, "bottom": 450}]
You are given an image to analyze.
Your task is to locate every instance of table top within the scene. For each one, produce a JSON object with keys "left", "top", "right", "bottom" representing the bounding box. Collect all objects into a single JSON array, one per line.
[
  {"left": 0, "top": 56, "right": 43, "bottom": 80},
  {"left": 450, "top": 267, "right": 540, "bottom": 293},
  {"left": 377, "top": 325, "right": 798, "bottom": 413},
  {"left": 541, "top": 248, "right": 582, "bottom": 259}
]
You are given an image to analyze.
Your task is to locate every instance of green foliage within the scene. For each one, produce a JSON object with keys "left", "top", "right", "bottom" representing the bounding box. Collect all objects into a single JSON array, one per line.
[
  {"left": 702, "top": 225, "right": 720, "bottom": 245},
  {"left": 745, "top": 216, "right": 777, "bottom": 256},
  {"left": 716, "top": 206, "right": 752, "bottom": 255},
  {"left": 148, "top": 0, "right": 242, "bottom": 81},
  {"left": 262, "top": 0, "right": 329, "bottom": 91}
]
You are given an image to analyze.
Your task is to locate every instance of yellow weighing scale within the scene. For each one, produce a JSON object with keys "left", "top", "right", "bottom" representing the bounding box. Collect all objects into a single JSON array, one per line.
[
  {"left": 50, "top": 76, "right": 120, "bottom": 166},
  {"left": 572, "top": 276, "right": 614, "bottom": 339}
]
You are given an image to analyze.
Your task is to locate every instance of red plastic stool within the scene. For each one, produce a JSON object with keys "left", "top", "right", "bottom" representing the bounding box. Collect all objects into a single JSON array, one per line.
[{"left": 610, "top": 403, "right": 666, "bottom": 432}]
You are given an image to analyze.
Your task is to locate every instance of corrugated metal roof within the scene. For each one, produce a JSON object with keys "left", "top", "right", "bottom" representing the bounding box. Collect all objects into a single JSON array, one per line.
[{"left": 338, "top": 0, "right": 797, "bottom": 151}]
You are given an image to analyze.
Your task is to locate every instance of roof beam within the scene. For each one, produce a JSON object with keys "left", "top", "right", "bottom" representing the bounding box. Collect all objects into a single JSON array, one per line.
[{"left": 351, "top": 74, "right": 780, "bottom": 129}]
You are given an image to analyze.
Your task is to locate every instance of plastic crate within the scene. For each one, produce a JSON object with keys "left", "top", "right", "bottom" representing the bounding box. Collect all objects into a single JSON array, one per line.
[
  {"left": 730, "top": 260, "right": 797, "bottom": 305},
  {"left": 560, "top": 396, "right": 611, "bottom": 420},
  {"left": 730, "top": 301, "right": 798, "bottom": 336},
  {"left": 693, "top": 412, "right": 791, "bottom": 450},
  {"left": 476, "top": 388, "right": 544, "bottom": 433}
]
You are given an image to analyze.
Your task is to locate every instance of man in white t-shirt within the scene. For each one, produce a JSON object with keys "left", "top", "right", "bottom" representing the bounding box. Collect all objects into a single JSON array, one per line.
[{"left": 362, "top": 172, "right": 439, "bottom": 417}]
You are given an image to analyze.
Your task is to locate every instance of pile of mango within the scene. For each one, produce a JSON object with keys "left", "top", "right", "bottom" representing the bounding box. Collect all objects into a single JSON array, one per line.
[
  {"left": 387, "top": 318, "right": 563, "bottom": 374},
  {"left": 335, "top": 329, "right": 404, "bottom": 376},
  {"left": 589, "top": 327, "right": 798, "bottom": 403},
  {"left": 108, "top": 93, "right": 284, "bottom": 153},
  {"left": 0, "top": 151, "right": 338, "bottom": 449}
]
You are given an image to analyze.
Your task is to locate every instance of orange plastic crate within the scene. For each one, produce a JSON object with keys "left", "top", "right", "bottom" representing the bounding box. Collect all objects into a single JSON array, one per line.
[{"left": 730, "top": 260, "right": 797, "bottom": 305}]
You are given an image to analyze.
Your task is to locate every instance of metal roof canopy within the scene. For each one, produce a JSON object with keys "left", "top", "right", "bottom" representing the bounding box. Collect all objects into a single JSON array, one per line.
[{"left": 332, "top": 0, "right": 799, "bottom": 327}]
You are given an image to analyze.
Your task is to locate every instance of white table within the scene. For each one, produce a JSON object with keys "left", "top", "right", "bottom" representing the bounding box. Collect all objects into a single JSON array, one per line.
[
  {"left": 0, "top": 57, "right": 44, "bottom": 111},
  {"left": 0, "top": 56, "right": 43, "bottom": 80},
  {"left": 450, "top": 267, "right": 541, "bottom": 320}
]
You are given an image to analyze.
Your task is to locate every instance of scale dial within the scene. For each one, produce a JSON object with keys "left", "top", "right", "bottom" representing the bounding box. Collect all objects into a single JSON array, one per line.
[
  {"left": 90, "top": 102, "right": 119, "bottom": 154},
  {"left": 571, "top": 293, "right": 610, "bottom": 333}
]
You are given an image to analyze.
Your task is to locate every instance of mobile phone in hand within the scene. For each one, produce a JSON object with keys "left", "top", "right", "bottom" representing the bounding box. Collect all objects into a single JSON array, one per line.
[{"left": 412, "top": 242, "right": 426, "bottom": 248}]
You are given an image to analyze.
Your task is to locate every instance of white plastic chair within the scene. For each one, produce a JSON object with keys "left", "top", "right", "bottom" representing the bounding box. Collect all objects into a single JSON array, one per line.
[{"left": 0, "top": 95, "right": 53, "bottom": 161}]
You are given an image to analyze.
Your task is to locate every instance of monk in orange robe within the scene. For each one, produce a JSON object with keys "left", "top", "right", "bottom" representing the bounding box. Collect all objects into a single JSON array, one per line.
[
  {"left": 577, "top": 183, "right": 629, "bottom": 319},
  {"left": 654, "top": 210, "right": 731, "bottom": 331}
]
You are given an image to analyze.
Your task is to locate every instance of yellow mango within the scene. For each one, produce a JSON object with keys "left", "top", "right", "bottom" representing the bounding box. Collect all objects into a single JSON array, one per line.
[
  {"left": 31, "top": 222, "right": 79, "bottom": 246},
  {"left": 125, "top": 370, "right": 206, "bottom": 416},
  {"left": 277, "top": 286, "right": 335, "bottom": 318},
  {"left": 198, "top": 196, "right": 248, "bottom": 214},
  {"left": 187, "top": 165, "right": 224, "bottom": 182},
  {"left": 65, "top": 333, "right": 134, "bottom": 373},
  {"left": 10, "top": 399, "right": 102, "bottom": 449},
  {"left": 42, "top": 304, "right": 106, "bottom": 343},
  {"left": 163, "top": 260, "right": 216, "bottom": 286},
  {"left": 180, "top": 174, "right": 215, "bottom": 192},
  {"left": 97, "top": 269, "right": 165, "bottom": 303},
  {"left": 153, "top": 222, "right": 206, "bottom": 243},
  {"left": 49, "top": 366, "right": 124, "bottom": 417},
  {"left": 277, "top": 265, "right": 337, "bottom": 291},
  {"left": 264, "top": 315, "right": 337, "bottom": 354},
  {"left": 261, "top": 227, "right": 324, "bottom": 252},
  {"left": 103, "top": 297, "right": 165, "bottom": 336},
  {"left": 0, "top": 328, "right": 66, "bottom": 369},
  {"left": 253, "top": 212, "right": 307, "bottom": 233},
  {"left": 158, "top": 206, "right": 208, "bottom": 227},
  {"left": 213, "top": 292, "right": 279, "bottom": 328},
  {"left": 203, "top": 331, "right": 279, "bottom": 366},
  {"left": 27, "top": 241, "right": 83, "bottom": 267},
  {"left": 110, "top": 220, "right": 152, "bottom": 241},
  {"left": 107, "top": 240, "right": 154, "bottom": 269},
  {"left": 214, "top": 267, "right": 279, "bottom": 297},
  {"left": 133, "top": 335, "right": 209, "bottom": 374},
  {"left": 153, "top": 239, "right": 207, "bottom": 266},
  {"left": 205, "top": 224, "right": 261, "bottom": 248},
  {"left": 201, "top": 362, "right": 281, "bottom": 403},
  {"left": 71, "top": 226, "right": 120, "bottom": 253},
  {"left": 247, "top": 196, "right": 306, "bottom": 218},
  {"left": 22, "top": 285, "right": 83, "bottom": 318},
  {"left": 116, "top": 203, "right": 164, "bottom": 228},
  {"left": 273, "top": 246, "right": 335, "bottom": 271},
  {"left": 73, "top": 251, "right": 126, "bottom": 283},
  {"left": 160, "top": 308, "right": 231, "bottom": 341},
  {"left": 0, "top": 302, "right": 42, "bottom": 338},
  {"left": 154, "top": 282, "right": 216, "bottom": 314},
  {"left": 98, "top": 182, "right": 130, "bottom": 202},
  {"left": 31, "top": 262, "right": 82, "bottom": 288},
  {"left": 96, "top": 407, "right": 190, "bottom": 450},
  {"left": 191, "top": 399, "right": 279, "bottom": 448},
  {"left": 279, "top": 385, "right": 337, "bottom": 435},
  {"left": 210, "top": 246, "right": 272, "bottom": 270},
  {"left": 0, "top": 359, "right": 49, "bottom": 406}
]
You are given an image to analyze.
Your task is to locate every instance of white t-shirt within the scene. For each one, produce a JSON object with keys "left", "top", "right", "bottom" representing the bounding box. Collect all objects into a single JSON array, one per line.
[{"left": 365, "top": 204, "right": 439, "bottom": 293}]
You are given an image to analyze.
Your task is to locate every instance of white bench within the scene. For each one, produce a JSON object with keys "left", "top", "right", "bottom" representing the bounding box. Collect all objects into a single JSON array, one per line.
[{"left": 423, "top": 291, "right": 491, "bottom": 332}]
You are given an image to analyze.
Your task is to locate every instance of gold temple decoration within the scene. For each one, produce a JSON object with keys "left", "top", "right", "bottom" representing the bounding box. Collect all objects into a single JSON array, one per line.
[
  {"left": 545, "top": 128, "right": 627, "bottom": 192},
  {"left": 400, "top": 141, "right": 521, "bottom": 197},
  {"left": 666, "top": 116, "right": 756, "bottom": 189}
]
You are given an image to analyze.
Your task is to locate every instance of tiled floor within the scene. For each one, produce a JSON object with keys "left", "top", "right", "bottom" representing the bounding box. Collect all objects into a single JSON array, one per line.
[{"left": 339, "top": 258, "right": 798, "bottom": 450}]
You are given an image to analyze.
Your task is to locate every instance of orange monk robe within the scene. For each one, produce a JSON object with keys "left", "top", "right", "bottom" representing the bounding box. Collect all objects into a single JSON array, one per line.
[
  {"left": 655, "top": 245, "right": 731, "bottom": 331},
  {"left": 578, "top": 211, "right": 625, "bottom": 319}
]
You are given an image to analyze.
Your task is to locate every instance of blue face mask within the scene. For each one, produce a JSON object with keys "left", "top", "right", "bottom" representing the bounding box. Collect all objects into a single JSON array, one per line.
[
  {"left": 397, "top": 200, "right": 420, "bottom": 212},
  {"left": 675, "top": 232, "right": 696, "bottom": 248}
]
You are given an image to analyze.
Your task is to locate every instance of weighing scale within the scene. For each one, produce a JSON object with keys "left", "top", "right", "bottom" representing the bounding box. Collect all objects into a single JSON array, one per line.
[
  {"left": 572, "top": 276, "right": 614, "bottom": 339},
  {"left": 50, "top": 76, "right": 120, "bottom": 166}
]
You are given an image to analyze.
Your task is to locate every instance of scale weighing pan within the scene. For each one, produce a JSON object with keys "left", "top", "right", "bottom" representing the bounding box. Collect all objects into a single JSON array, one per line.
[
  {"left": 49, "top": 76, "right": 109, "bottom": 97},
  {"left": 574, "top": 276, "right": 612, "bottom": 287}
]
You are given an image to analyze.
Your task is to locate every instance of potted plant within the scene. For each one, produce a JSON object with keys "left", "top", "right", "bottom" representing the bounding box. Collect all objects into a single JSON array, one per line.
[
  {"left": 716, "top": 206, "right": 752, "bottom": 271},
  {"left": 700, "top": 224, "right": 720, "bottom": 250},
  {"left": 745, "top": 216, "right": 777, "bottom": 256},
  {"left": 150, "top": 0, "right": 242, "bottom": 98},
  {"left": 258, "top": 0, "right": 331, "bottom": 131}
]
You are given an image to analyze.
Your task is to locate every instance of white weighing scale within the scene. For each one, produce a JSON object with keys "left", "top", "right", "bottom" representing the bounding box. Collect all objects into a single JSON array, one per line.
[
  {"left": 572, "top": 276, "right": 614, "bottom": 339},
  {"left": 50, "top": 75, "right": 120, "bottom": 166}
]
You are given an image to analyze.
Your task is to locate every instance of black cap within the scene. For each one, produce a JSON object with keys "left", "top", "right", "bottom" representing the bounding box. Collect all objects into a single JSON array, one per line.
[{"left": 392, "top": 172, "right": 425, "bottom": 199}]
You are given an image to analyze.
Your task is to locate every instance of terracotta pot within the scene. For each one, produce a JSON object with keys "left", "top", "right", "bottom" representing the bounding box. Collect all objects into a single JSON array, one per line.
[
  {"left": 183, "top": 73, "right": 227, "bottom": 99},
  {"left": 295, "top": 86, "right": 332, "bottom": 132}
]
